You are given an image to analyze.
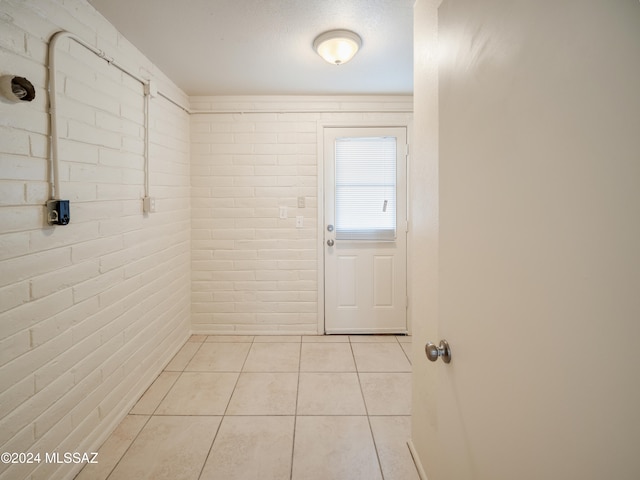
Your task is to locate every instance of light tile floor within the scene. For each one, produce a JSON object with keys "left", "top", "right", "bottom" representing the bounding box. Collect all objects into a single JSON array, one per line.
[{"left": 76, "top": 335, "right": 419, "bottom": 480}]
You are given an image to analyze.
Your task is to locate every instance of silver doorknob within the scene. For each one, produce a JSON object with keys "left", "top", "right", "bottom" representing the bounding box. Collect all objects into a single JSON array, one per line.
[
  {"left": 425, "top": 340, "right": 451, "bottom": 363},
  {"left": 327, "top": 239, "right": 334, "bottom": 247}
]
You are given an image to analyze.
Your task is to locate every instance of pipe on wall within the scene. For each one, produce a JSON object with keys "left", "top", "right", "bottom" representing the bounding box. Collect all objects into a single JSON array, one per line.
[{"left": 46, "top": 30, "right": 189, "bottom": 202}]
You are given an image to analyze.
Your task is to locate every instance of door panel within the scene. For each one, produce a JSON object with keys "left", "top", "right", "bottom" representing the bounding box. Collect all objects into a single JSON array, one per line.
[
  {"left": 373, "top": 256, "right": 394, "bottom": 306},
  {"left": 336, "top": 256, "right": 357, "bottom": 307},
  {"left": 324, "top": 127, "right": 407, "bottom": 334},
  {"left": 412, "top": 1, "right": 640, "bottom": 479}
]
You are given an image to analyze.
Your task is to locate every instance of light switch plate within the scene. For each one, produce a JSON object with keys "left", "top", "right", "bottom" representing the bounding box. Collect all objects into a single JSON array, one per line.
[{"left": 143, "top": 196, "right": 156, "bottom": 213}]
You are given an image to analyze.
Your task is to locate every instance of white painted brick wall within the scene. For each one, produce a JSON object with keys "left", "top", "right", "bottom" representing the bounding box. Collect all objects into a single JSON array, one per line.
[
  {"left": 190, "top": 96, "right": 412, "bottom": 335},
  {"left": 0, "top": 1, "right": 190, "bottom": 479}
]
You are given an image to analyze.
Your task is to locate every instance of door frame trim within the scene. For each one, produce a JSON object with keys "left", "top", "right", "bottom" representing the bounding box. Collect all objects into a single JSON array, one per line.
[{"left": 316, "top": 120, "right": 412, "bottom": 335}]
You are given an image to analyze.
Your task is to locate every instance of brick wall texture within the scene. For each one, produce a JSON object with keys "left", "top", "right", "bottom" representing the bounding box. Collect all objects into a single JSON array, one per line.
[
  {"left": 0, "top": 1, "right": 190, "bottom": 479},
  {"left": 0, "top": 1, "right": 412, "bottom": 478}
]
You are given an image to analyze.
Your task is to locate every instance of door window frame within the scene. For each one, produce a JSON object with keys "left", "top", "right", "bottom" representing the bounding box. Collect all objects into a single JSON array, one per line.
[{"left": 317, "top": 121, "right": 412, "bottom": 335}]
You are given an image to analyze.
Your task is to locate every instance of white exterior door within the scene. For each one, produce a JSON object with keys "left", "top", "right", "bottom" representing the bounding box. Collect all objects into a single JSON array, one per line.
[
  {"left": 323, "top": 127, "right": 407, "bottom": 334},
  {"left": 411, "top": 1, "right": 640, "bottom": 479}
]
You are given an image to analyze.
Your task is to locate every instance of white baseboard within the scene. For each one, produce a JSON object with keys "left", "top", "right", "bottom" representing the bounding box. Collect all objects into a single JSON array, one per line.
[
  {"left": 190, "top": 327, "right": 319, "bottom": 336},
  {"left": 60, "top": 331, "right": 189, "bottom": 480}
]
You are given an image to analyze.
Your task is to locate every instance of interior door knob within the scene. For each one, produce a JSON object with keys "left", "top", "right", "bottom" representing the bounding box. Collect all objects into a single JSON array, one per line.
[
  {"left": 425, "top": 340, "right": 451, "bottom": 363},
  {"left": 327, "top": 239, "right": 334, "bottom": 246}
]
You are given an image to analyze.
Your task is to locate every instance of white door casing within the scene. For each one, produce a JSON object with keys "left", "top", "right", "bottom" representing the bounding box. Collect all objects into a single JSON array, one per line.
[
  {"left": 411, "top": 1, "right": 640, "bottom": 479},
  {"left": 323, "top": 127, "right": 408, "bottom": 334}
]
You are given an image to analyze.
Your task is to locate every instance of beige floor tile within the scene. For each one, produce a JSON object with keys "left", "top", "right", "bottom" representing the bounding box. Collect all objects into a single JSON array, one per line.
[
  {"left": 130, "top": 371, "right": 180, "bottom": 414},
  {"left": 297, "top": 373, "right": 366, "bottom": 415},
  {"left": 302, "top": 335, "right": 350, "bottom": 342},
  {"left": 242, "top": 343, "right": 300, "bottom": 372},
  {"left": 253, "top": 335, "right": 301, "bottom": 342},
  {"left": 300, "top": 343, "right": 356, "bottom": 372},
  {"left": 107, "top": 415, "right": 220, "bottom": 480},
  {"left": 78, "top": 333, "right": 417, "bottom": 480},
  {"left": 75, "top": 415, "right": 149, "bottom": 480},
  {"left": 360, "top": 373, "right": 412, "bottom": 415},
  {"left": 205, "top": 335, "right": 254, "bottom": 342},
  {"left": 200, "top": 416, "right": 294, "bottom": 480},
  {"left": 226, "top": 373, "right": 298, "bottom": 415},
  {"left": 292, "top": 416, "right": 382, "bottom": 480},
  {"left": 155, "top": 372, "right": 238, "bottom": 415},
  {"left": 349, "top": 335, "right": 399, "bottom": 343},
  {"left": 400, "top": 342, "right": 412, "bottom": 363},
  {"left": 188, "top": 335, "right": 207, "bottom": 342},
  {"left": 351, "top": 343, "right": 411, "bottom": 372},
  {"left": 370, "top": 416, "right": 420, "bottom": 480},
  {"left": 164, "top": 342, "right": 201, "bottom": 371},
  {"left": 185, "top": 342, "right": 251, "bottom": 371}
]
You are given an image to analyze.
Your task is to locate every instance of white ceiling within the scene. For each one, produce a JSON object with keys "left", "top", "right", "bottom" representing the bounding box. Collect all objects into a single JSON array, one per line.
[{"left": 87, "top": 0, "right": 414, "bottom": 96}]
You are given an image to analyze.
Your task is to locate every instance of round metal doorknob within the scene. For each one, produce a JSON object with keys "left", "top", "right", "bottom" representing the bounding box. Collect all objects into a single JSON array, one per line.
[
  {"left": 327, "top": 239, "right": 334, "bottom": 247},
  {"left": 425, "top": 340, "right": 452, "bottom": 363}
]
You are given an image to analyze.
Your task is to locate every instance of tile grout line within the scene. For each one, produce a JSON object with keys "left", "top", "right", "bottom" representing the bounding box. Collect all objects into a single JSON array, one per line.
[
  {"left": 195, "top": 416, "right": 224, "bottom": 480},
  {"left": 289, "top": 339, "right": 303, "bottom": 480},
  {"left": 196, "top": 335, "right": 254, "bottom": 480},
  {"left": 350, "top": 336, "right": 387, "bottom": 480},
  {"left": 152, "top": 337, "right": 206, "bottom": 415},
  {"left": 397, "top": 334, "right": 413, "bottom": 365},
  {"left": 102, "top": 337, "right": 208, "bottom": 480},
  {"left": 91, "top": 335, "right": 412, "bottom": 480},
  {"left": 102, "top": 414, "right": 152, "bottom": 480},
  {"left": 221, "top": 336, "right": 255, "bottom": 416}
]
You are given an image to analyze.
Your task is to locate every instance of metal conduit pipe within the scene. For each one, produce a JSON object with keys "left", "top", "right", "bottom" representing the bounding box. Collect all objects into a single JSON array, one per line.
[
  {"left": 47, "top": 30, "right": 189, "bottom": 202},
  {"left": 46, "top": 31, "right": 408, "bottom": 204},
  {"left": 143, "top": 84, "right": 150, "bottom": 199}
]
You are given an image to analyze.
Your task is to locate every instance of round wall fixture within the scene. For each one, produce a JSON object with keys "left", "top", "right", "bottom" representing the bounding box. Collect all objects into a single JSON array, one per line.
[
  {"left": 313, "top": 30, "right": 362, "bottom": 65},
  {"left": 0, "top": 75, "right": 36, "bottom": 103}
]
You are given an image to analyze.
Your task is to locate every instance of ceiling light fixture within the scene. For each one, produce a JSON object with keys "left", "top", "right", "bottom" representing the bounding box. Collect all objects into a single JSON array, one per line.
[{"left": 313, "top": 29, "right": 362, "bottom": 65}]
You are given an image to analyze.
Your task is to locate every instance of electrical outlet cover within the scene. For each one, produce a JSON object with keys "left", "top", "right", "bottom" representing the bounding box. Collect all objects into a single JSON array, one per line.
[{"left": 143, "top": 196, "right": 156, "bottom": 213}]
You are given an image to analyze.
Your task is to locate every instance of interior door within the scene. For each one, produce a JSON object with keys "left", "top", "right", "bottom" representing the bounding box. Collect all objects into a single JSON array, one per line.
[
  {"left": 412, "top": 0, "right": 640, "bottom": 479},
  {"left": 323, "top": 127, "right": 407, "bottom": 334}
]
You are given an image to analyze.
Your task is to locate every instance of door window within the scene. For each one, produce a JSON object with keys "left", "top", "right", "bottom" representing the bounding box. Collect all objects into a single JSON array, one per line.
[{"left": 334, "top": 136, "right": 397, "bottom": 241}]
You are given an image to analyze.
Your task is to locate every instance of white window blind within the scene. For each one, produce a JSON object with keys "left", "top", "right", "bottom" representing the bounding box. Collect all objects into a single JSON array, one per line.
[{"left": 334, "top": 136, "right": 397, "bottom": 241}]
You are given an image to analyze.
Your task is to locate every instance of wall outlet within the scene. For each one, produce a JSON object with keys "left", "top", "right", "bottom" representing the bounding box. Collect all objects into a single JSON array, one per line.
[
  {"left": 143, "top": 196, "right": 156, "bottom": 213},
  {"left": 46, "top": 199, "right": 70, "bottom": 225},
  {"left": 296, "top": 216, "right": 304, "bottom": 228},
  {"left": 279, "top": 206, "right": 288, "bottom": 219}
]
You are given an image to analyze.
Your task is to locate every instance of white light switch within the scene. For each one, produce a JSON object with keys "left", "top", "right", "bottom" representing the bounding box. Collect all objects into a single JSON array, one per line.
[
  {"left": 279, "top": 206, "right": 287, "bottom": 219},
  {"left": 296, "top": 216, "right": 304, "bottom": 228},
  {"left": 297, "top": 196, "right": 305, "bottom": 208}
]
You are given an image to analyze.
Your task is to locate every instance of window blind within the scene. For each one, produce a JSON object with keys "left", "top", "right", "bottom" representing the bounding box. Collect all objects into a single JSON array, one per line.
[{"left": 334, "top": 136, "right": 397, "bottom": 241}]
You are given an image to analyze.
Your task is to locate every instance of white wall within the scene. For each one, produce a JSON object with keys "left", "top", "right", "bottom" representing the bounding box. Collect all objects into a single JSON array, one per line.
[
  {"left": 0, "top": 1, "right": 191, "bottom": 479},
  {"left": 190, "top": 96, "right": 412, "bottom": 334}
]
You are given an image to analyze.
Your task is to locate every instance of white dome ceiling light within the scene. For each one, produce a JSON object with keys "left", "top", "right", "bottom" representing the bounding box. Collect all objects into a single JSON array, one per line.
[{"left": 313, "top": 29, "right": 362, "bottom": 65}]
